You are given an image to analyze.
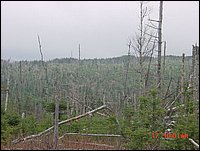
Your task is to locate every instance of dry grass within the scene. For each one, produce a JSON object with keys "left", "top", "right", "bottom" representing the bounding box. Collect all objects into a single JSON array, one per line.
[{"left": 1, "top": 133, "right": 125, "bottom": 150}]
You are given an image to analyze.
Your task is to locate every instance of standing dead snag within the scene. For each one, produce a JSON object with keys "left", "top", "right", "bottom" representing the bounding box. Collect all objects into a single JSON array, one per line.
[
  {"left": 192, "top": 45, "right": 199, "bottom": 102},
  {"left": 181, "top": 53, "right": 185, "bottom": 103},
  {"left": 144, "top": 37, "right": 156, "bottom": 92},
  {"left": 157, "top": 1, "right": 163, "bottom": 96},
  {"left": 162, "top": 41, "right": 166, "bottom": 93},
  {"left": 37, "top": 35, "right": 44, "bottom": 65},
  {"left": 79, "top": 44, "right": 81, "bottom": 62},
  {"left": 53, "top": 90, "right": 59, "bottom": 149},
  {"left": 122, "top": 40, "right": 131, "bottom": 114},
  {"left": 132, "top": 1, "right": 156, "bottom": 96},
  {"left": 5, "top": 78, "right": 9, "bottom": 111},
  {"left": 37, "top": 34, "right": 49, "bottom": 105}
]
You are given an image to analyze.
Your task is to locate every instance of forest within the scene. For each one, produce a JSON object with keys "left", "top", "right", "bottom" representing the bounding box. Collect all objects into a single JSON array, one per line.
[
  {"left": 1, "top": 1, "right": 199, "bottom": 150},
  {"left": 1, "top": 50, "right": 199, "bottom": 149}
]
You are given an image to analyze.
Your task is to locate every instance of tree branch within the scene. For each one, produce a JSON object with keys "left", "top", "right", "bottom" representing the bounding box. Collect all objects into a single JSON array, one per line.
[
  {"left": 189, "top": 138, "right": 199, "bottom": 149},
  {"left": 12, "top": 105, "right": 107, "bottom": 144}
]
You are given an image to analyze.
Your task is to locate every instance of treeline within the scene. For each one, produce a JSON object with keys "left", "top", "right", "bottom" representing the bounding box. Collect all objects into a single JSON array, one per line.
[{"left": 1, "top": 53, "right": 199, "bottom": 149}]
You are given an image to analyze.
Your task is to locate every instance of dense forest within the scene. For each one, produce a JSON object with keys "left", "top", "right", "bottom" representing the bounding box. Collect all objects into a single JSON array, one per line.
[{"left": 1, "top": 51, "right": 199, "bottom": 149}]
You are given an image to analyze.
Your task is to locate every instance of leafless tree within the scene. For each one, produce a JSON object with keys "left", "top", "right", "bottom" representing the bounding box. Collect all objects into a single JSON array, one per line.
[
  {"left": 157, "top": 1, "right": 163, "bottom": 96},
  {"left": 131, "top": 1, "right": 157, "bottom": 95},
  {"left": 4, "top": 59, "right": 11, "bottom": 112},
  {"left": 5, "top": 77, "right": 9, "bottom": 111},
  {"left": 53, "top": 85, "right": 60, "bottom": 149},
  {"left": 181, "top": 53, "right": 185, "bottom": 103},
  {"left": 124, "top": 40, "right": 131, "bottom": 99}
]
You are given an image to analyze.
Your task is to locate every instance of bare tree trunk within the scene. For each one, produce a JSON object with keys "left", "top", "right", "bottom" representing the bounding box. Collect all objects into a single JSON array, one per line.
[
  {"left": 53, "top": 90, "right": 59, "bottom": 149},
  {"left": 157, "top": 1, "right": 163, "bottom": 95},
  {"left": 194, "top": 45, "right": 199, "bottom": 101},
  {"left": 144, "top": 38, "right": 156, "bottom": 92},
  {"left": 132, "top": 1, "right": 156, "bottom": 96},
  {"left": 37, "top": 35, "right": 44, "bottom": 65},
  {"left": 5, "top": 78, "right": 9, "bottom": 112},
  {"left": 139, "top": 2, "right": 144, "bottom": 95},
  {"left": 17, "top": 61, "right": 23, "bottom": 114},
  {"left": 124, "top": 40, "right": 131, "bottom": 98},
  {"left": 79, "top": 44, "right": 81, "bottom": 62},
  {"left": 191, "top": 45, "right": 196, "bottom": 100},
  {"left": 19, "top": 61, "right": 22, "bottom": 84},
  {"left": 162, "top": 41, "right": 166, "bottom": 94},
  {"left": 181, "top": 53, "right": 185, "bottom": 103}
]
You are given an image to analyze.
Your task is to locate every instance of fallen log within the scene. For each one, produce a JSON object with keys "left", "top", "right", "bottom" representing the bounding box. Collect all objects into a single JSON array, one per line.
[
  {"left": 59, "top": 133, "right": 122, "bottom": 139},
  {"left": 66, "top": 96, "right": 109, "bottom": 117},
  {"left": 12, "top": 105, "right": 107, "bottom": 144}
]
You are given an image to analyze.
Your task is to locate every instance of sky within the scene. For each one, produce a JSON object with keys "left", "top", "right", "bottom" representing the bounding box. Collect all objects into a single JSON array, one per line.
[{"left": 1, "top": 1, "right": 199, "bottom": 61}]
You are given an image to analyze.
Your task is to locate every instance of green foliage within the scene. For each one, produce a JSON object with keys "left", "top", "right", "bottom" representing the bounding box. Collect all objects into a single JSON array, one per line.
[
  {"left": 44, "top": 100, "right": 68, "bottom": 112},
  {"left": 121, "top": 89, "right": 166, "bottom": 149},
  {"left": 21, "top": 115, "right": 37, "bottom": 135},
  {"left": 1, "top": 111, "right": 21, "bottom": 145},
  {"left": 59, "top": 115, "right": 120, "bottom": 135},
  {"left": 1, "top": 56, "right": 198, "bottom": 150},
  {"left": 6, "top": 114, "right": 21, "bottom": 126},
  {"left": 159, "top": 113, "right": 199, "bottom": 150},
  {"left": 121, "top": 87, "right": 199, "bottom": 150},
  {"left": 35, "top": 114, "right": 52, "bottom": 133},
  {"left": 123, "top": 128, "right": 152, "bottom": 150}
]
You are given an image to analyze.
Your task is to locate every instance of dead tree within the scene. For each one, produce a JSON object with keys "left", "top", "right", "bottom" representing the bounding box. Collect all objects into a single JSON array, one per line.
[
  {"left": 79, "top": 44, "right": 81, "bottom": 63},
  {"left": 53, "top": 87, "right": 60, "bottom": 149},
  {"left": 36, "top": 35, "right": 49, "bottom": 121},
  {"left": 37, "top": 35, "right": 44, "bottom": 65},
  {"left": 192, "top": 45, "right": 199, "bottom": 102},
  {"left": 162, "top": 41, "right": 166, "bottom": 91},
  {"left": 144, "top": 37, "right": 156, "bottom": 92},
  {"left": 121, "top": 40, "right": 132, "bottom": 113},
  {"left": 157, "top": 1, "right": 163, "bottom": 95},
  {"left": 181, "top": 53, "right": 185, "bottom": 103},
  {"left": 5, "top": 77, "right": 9, "bottom": 112},
  {"left": 3, "top": 59, "right": 11, "bottom": 112},
  {"left": 132, "top": 1, "right": 157, "bottom": 96}
]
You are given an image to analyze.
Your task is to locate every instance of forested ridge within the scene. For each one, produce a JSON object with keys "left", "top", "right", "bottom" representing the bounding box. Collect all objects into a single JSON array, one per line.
[{"left": 1, "top": 53, "right": 199, "bottom": 150}]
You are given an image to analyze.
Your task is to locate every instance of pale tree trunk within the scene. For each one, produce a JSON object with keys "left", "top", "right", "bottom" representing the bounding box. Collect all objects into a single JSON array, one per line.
[
  {"left": 132, "top": 1, "right": 157, "bottom": 97},
  {"left": 157, "top": 1, "right": 163, "bottom": 96},
  {"left": 121, "top": 40, "right": 131, "bottom": 116},
  {"left": 162, "top": 41, "right": 166, "bottom": 94},
  {"left": 53, "top": 87, "right": 60, "bottom": 149},
  {"left": 139, "top": 2, "right": 143, "bottom": 95},
  {"left": 194, "top": 45, "right": 199, "bottom": 101},
  {"left": 5, "top": 78, "right": 9, "bottom": 112},
  {"left": 79, "top": 44, "right": 81, "bottom": 62},
  {"left": 181, "top": 53, "right": 185, "bottom": 103}
]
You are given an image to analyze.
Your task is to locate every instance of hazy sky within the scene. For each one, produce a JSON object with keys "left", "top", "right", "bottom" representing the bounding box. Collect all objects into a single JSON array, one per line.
[{"left": 1, "top": 1, "right": 199, "bottom": 61}]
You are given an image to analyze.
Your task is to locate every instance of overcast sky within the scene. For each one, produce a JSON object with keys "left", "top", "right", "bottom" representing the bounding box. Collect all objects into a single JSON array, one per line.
[{"left": 1, "top": 1, "right": 199, "bottom": 61}]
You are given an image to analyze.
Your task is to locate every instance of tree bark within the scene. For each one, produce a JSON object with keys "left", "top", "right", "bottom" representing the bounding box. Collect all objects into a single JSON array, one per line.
[
  {"left": 181, "top": 53, "right": 185, "bottom": 103},
  {"left": 5, "top": 78, "right": 9, "bottom": 111},
  {"left": 157, "top": 1, "right": 163, "bottom": 95},
  {"left": 53, "top": 92, "right": 59, "bottom": 149}
]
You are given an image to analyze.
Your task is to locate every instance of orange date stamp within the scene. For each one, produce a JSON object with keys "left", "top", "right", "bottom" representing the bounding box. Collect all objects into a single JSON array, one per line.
[{"left": 152, "top": 132, "right": 188, "bottom": 139}]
